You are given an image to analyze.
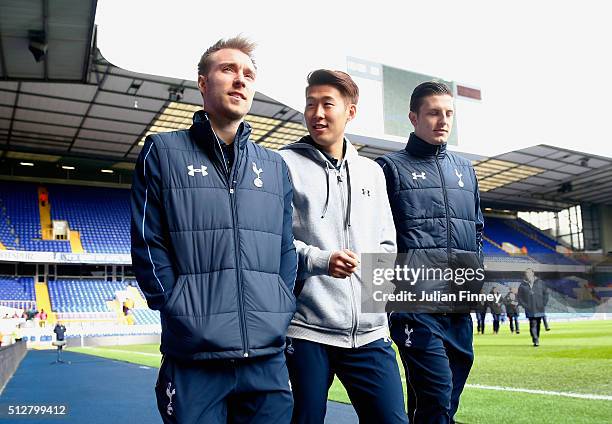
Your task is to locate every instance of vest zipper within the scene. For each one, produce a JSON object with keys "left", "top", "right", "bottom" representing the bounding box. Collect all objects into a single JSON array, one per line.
[
  {"left": 216, "top": 134, "right": 249, "bottom": 358},
  {"left": 434, "top": 146, "right": 452, "bottom": 264}
]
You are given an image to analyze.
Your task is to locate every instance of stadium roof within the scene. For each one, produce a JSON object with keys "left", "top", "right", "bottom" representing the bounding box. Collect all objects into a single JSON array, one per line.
[
  {"left": 0, "top": 0, "right": 97, "bottom": 82},
  {"left": 0, "top": 46, "right": 306, "bottom": 162},
  {"left": 473, "top": 146, "right": 612, "bottom": 210},
  {"left": 0, "top": 1, "right": 610, "bottom": 211}
]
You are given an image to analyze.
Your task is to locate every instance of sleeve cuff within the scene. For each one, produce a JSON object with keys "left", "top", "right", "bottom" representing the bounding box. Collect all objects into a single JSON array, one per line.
[{"left": 309, "top": 249, "right": 333, "bottom": 276}]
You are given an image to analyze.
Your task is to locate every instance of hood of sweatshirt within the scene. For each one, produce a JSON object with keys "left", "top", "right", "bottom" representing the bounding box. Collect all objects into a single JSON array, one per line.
[
  {"left": 282, "top": 136, "right": 360, "bottom": 228},
  {"left": 279, "top": 136, "right": 397, "bottom": 348}
]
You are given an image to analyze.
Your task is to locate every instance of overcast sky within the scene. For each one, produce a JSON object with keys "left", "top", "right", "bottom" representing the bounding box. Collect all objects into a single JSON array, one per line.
[{"left": 95, "top": 0, "right": 612, "bottom": 160}]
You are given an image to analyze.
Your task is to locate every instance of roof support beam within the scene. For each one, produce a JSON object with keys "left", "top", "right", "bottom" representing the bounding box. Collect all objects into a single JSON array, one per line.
[
  {"left": 81, "top": 0, "right": 98, "bottom": 83},
  {"left": 5, "top": 82, "right": 21, "bottom": 147},
  {"left": 42, "top": 0, "right": 49, "bottom": 80},
  {"left": 68, "top": 63, "right": 109, "bottom": 152},
  {"left": 0, "top": 18, "right": 7, "bottom": 78}
]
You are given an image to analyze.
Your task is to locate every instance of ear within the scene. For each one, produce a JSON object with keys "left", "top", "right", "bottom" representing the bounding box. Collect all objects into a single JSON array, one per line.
[
  {"left": 346, "top": 103, "right": 357, "bottom": 122},
  {"left": 197, "top": 74, "right": 207, "bottom": 94},
  {"left": 409, "top": 111, "right": 417, "bottom": 127}
]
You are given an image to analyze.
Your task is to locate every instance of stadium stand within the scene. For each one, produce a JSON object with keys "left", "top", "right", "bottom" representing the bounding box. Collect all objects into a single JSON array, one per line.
[
  {"left": 0, "top": 180, "right": 588, "bottom": 330},
  {"left": 45, "top": 278, "right": 161, "bottom": 325},
  {"left": 0, "top": 276, "right": 35, "bottom": 310},
  {"left": 0, "top": 182, "right": 71, "bottom": 252},
  {"left": 2, "top": 181, "right": 585, "bottom": 265},
  {"left": 483, "top": 216, "right": 579, "bottom": 265},
  {"left": 483, "top": 238, "right": 538, "bottom": 263},
  {"left": 48, "top": 279, "right": 126, "bottom": 313},
  {"left": 131, "top": 309, "right": 161, "bottom": 325},
  {"left": 0, "top": 200, "right": 19, "bottom": 249},
  {"left": 47, "top": 184, "right": 130, "bottom": 254},
  {"left": 0, "top": 181, "right": 130, "bottom": 254}
]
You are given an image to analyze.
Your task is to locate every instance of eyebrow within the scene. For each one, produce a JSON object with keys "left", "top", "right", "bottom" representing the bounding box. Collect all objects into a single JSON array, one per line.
[
  {"left": 306, "top": 95, "right": 337, "bottom": 102},
  {"left": 425, "top": 106, "right": 454, "bottom": 112},
  {"left": 217, "top": 61, "right": 256, "bottom": 74}
]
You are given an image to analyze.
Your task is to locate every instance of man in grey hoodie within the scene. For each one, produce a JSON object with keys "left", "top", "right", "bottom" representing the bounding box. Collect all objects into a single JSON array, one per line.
[{"left": 279, "top": 70, "right": 407, "bottom": 424}]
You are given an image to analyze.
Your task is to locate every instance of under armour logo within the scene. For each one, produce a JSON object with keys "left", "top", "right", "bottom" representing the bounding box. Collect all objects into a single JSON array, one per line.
[
  {"left": 404, "top": 326, "right": 414, "bottom": 347},
  {"left": 187, "top": 164, "right": 208, "bottom": 177},
  {"left": 166, "top": 382, "right": 176, "bottom": 416},
  {"left": 455, "top": 169, "right": 464, "bottom": 187},
  {"left": 412, "top": 172, "right": 426, "bottom": 180},
  {"left": 361, "top": 188, "right": 371, "bottom": 196},
  {"left": 252, "top": 162, "right": 264, "bottom": 188}
]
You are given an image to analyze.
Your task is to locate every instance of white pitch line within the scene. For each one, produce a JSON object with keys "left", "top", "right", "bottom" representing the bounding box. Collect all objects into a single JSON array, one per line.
[
  {"left": 465, "top": 384, "right": 612, "bottom": 401},
  {"left": 82, "top": 350, "right": 611, "bottom": 401},
  {"left": 81, "top": 347, "right": 161, "bottom": 357},
  {"left": 398, "top": 377, "right": 611, "bottom": 401}
]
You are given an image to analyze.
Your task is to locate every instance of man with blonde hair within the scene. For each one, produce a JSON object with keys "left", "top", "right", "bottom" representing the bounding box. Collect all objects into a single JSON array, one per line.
[{"left": 131, "top": 36, "right": 297, "bottom": 423}]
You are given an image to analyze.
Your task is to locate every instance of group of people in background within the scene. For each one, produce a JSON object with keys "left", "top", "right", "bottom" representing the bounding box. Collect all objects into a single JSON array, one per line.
[{"left": 475, "top": 268, "right": 550, "bottom": 346}]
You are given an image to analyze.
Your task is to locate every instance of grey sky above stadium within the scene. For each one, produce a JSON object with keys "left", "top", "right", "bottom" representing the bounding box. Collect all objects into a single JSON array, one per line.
[{"left": 95, "top": 0, "right": 612, "bottom": 159}]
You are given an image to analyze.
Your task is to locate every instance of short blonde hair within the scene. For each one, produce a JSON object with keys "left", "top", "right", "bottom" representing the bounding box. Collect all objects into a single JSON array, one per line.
[{"left": 197, "top": 36, "right": 256, "bottom": 76}]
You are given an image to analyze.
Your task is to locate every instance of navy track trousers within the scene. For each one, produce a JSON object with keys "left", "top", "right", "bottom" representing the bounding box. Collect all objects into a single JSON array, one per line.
[
  {"left": 286, "top": 337, "right": 407, "bottom": 424},
  {"left": 390, "top": 313, "right": 474, "bottom": 424},
  {"left": 155, "top": 351, "right": 292, "bottom": 424}
]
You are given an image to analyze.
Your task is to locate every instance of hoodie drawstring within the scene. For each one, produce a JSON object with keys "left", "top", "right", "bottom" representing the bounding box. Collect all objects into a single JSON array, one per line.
[
  {"left": 320, "top": 161, "right": 352, "bottom": 230},
  {"left": 321, "top": 164, "right": 331, "bottom": 219},
  {"left": 345, "top": 161, "right": 352, "bottom": 228}
]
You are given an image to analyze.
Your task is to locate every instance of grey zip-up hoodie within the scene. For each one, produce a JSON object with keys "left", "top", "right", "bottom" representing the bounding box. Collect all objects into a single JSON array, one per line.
[{"left": 279, "top": 136, "right": 396, "bottom": 348}]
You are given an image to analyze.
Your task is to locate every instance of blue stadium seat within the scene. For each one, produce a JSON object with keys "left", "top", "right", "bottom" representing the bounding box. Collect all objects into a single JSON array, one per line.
[
  {"left": 484, "top": 216, "right": 578, "bottom": 265},
  {"left": 0, "top": 275, "right": 36, "bottom": 302},
  {"left": 48, "top": 279, "right": 126, "bottom": 313},
  {"left": 0, "top": 182, "right": 130, "bottom": 254}
]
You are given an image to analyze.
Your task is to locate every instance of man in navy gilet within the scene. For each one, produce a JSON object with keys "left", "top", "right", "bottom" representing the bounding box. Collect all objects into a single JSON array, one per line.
[
  {"left": 130, "top": 36, "right": 297, "bottom": 424},
  {"left": 376, "top": 82, "right": 484, "bottom": 424}
]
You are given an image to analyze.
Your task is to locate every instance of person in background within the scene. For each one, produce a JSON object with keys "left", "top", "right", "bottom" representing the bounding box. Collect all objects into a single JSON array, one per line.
[
  {"left": 542, "top": 314, "right": 551, "bottom": 331},
  {"left": 504, "top": 287, "right": 520, "bottom": 334},
  {"left": 487, "top": 286, "right": 502, "bottom": 334},
  {"left": 38, "top": 308, "right": 47, "bottom": 328},
  {"left": 53, "top": 321, "right": 66, "bottom": 343},
  {"left": 474, "top": 300, "right": 486, "bottom": 335},
  {"left": 518, "top": 268, "right": 549, "bottom": 347}
]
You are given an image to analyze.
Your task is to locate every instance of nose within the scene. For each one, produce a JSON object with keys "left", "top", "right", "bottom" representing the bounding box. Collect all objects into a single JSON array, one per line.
[
  {"left": 440, "top": 113, "right": 451, "bottom": 127},
  {"left": 233, "top": 72, "right": 246, "bottom": 88},
  {"left": 313, "top": 104, "right": 325, "bottom": 119}
]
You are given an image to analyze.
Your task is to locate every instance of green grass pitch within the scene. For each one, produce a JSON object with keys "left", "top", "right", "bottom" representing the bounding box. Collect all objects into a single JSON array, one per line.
[{"left": 72, "top": 319, "right": 612, "bottom": 424}]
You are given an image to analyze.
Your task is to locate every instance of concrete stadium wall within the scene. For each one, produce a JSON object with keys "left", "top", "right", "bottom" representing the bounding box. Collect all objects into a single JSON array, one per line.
[
  {"left": 0, "top": 340, "right": 27, "bottom": 395},
  {"left": 65, "top": 334, "right": 160, "bottom": 348}
]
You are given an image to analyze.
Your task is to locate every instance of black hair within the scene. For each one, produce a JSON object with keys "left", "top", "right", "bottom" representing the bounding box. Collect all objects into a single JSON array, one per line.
[{"left": 410, "top": 81, "right": 452, "bottom": 113}]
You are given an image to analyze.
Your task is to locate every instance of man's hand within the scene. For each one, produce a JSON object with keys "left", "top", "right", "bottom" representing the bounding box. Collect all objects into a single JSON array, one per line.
[{"left": 328, "top": 249, "right": 359, "bottom": 278}]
